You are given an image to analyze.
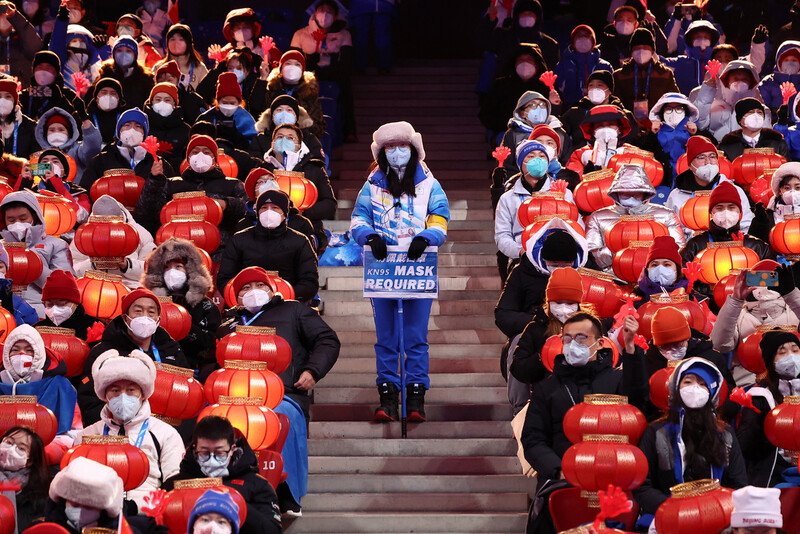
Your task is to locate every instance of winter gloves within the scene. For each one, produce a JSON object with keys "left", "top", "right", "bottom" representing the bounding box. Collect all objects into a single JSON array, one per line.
[
  {"left": 367, "top": 234, "right": 388, "bottom": 260},
  {"left": 407, "top": 236, "right": 429, "bottom": 260}
]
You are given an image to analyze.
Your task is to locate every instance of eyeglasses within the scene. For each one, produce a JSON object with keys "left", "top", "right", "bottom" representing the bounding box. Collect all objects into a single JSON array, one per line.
[
  {"left": 561, "top": 334, "right": 595, "bottom": 345},
  {"left": 194, "top": 449, "right": 231, "bottom": 462},
  {"left": 1, "top": 437, "right": 28, "bottom": 454},
  {"left": 694, "top": 153, "right": 719, "bottom": 162},
  {"left": 528, "top": 101, "right": 548, "bottom": 109}
]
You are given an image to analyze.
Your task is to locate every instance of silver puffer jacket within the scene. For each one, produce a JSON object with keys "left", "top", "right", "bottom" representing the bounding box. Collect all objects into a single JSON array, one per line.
[{"left": 585, "top": 165, "right": 686, "bottom": 271}]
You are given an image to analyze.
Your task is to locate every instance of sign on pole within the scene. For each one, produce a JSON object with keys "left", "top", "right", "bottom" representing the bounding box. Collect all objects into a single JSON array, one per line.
[{"left": 363, "top": 245, "right": 438, "bottom": 299}]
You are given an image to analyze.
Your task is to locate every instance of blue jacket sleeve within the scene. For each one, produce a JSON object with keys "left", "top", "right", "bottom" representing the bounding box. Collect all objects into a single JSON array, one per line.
[
  {"left": 417, "top": 179, "right": 449, "bottom": 246},
  {"left": 49, "top": 17, "right": 68, "bottom": 66},
  {"left": 13, "top": 295, "right": 39, "bottom": 325},
  {"left": 349, "top": 182, "right": 376, "bottom": 246},
  {"left": 234, "top": 109, "right": 258, "bottom": 140}
]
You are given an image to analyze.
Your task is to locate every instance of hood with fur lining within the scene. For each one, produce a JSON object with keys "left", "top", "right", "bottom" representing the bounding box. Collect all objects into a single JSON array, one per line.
[{"left": 142, "top": 237, "right": 213, "bottom": 307}]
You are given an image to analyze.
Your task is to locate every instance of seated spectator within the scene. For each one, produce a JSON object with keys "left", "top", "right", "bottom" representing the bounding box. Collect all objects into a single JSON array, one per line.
[
  {"left": 631, "top": 236, "right": 695, "bottom": 304},
  {"left": 221, "top": 8, "right": 267, "bottom": 58},
  {"left": 525, "top": 124, "right": 581, "bottom": 189},
  {"left": 142, "top": 237, "right": 221, "bottom": 374},
  {"left": 0, "top": 243, "right": 40, "bottom": 325},
  {"left": 0, "top": 1, "right": 44, "bottom": 86},
  {"left": 750, "top": 162, "right": 800, "bottom": 240},
  {"left": 77, "top": 288, "right": 189, "bottom": 425},
  {"left": 601, "top": 4, "right": 667, "bottom": 69},
  {"left": 197, "top": 71, "right": 258, "bottom": 151},
  {"left": 17, "top": 148, "right": 91, "bottom": 223},
  {"left": 0, "top": 77, "right": 39, "bottom": 158},
  {"left": 250, "top": 94, "right": 324, "bottom": 163},
  {"left": 188, "top": 488, "right": 243, "bottom": 534},
  {"left": 0, "top": 426, "right": 49, "bottom": 531},
  {"left": 164, "top": 416, "right": 281, "bottom": 534},
  {"left": 648, "top": 92, "right": 699, "bottom": 187},
  {"left": 263, "top": 50, "right": 326, "bottom": 139},
  {"left": 70, "top": 195, "right": 156, "bottom": 288},
  {"left": 32, "top": 107, "right": 102, "bottom": 181},
  {"left": 633, "top": 358, "right": 747, "bottom": 520},
  {"left": 189, "top": 120, "right": 262, "bottom": 183},
  {"left": 218, "top": 190, "right": 319, "bottom": 303},
  {"left": 137, "top": 1, "right": 170, "bottom": 54},
  {"left": 566, "top": 104, "right": 633, "bottom": 176},
  {"left": 82, "top": 78, "right": 129, "bottom": 145},
  {"left": 660, "top": 20, "right": 718, "bottom": 96},
  {"left": 135, "top": 134, "right": 247, "bottom": 260},
  {"left": 36, "top": 269, "right": 98, "bottom": 340},
  {"left": 758, "top": 40, "right": 800, "bottom": 115},
  {"left": 143, "top": 81, "right": 191, "bottom": 172},
  {"left": 586, "top": 164, "right": 684, "bottom": 273},
  {"left": 0, "top": 138, "right": 25, "bottom": 183},
  {"left": 198, "top": 48, "right": 264, "bottom": 119},
  {"left": 19, "top": 50, "right": 86, "bottom": 122},
  {"left": 48, "top": 10, "right": 102, "bottom": 93},
  {"left": 663, "top": 2, "right": 725, "bottom": 56},
  {"left": 718, "top": 98, "right": 790, "bottom": 161},
  {"left": 0, "top": 190, "right": 74, "bottom": 317},
  {"left": 152, "top": 24, "right": 208, "bottom": 90},
  {"left": 729, "top": 487, "right": 783, "bottom": 532},
  {"left": 553, "top": 24, "right": 613, "bottom": 108},
  {"left": 154, "top": 59, "right": 207, "bottom": 124},
  {"left": 487, "top": 0, "right": 560, "bottom": 74},
  {"left": 77, "top": 348, "right": 184, "bottom": 509},
  {"left": 0, "top": 324, "right": 82, "bottom": 464},
  {"left": 104, "top": 13, "right": 162, "bottom": 69},
  {"left": 96, "top": 35, "right": 154, "bottom": 109}
]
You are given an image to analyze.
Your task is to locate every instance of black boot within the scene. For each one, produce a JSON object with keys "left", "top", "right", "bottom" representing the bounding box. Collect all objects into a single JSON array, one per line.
[
  {"left": 374, "top": 382, "right": 399, "bottom": 422},
  {"left": 406, "top": 383, "right": 427, "bottom": 422}
]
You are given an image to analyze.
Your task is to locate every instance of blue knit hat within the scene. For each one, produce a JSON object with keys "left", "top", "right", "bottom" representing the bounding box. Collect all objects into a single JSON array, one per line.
[
  {"left": 188, "top": 489, "right": 240, "bottom": 534},
  {"left": 679, "top": 359, "right": 721, "bottom": 402},
  {"left": 113, "top": 36, "right": 139, "bottom": 58},
  {"left": 116, "top": 107, "right": 149, "bottom": 139},
  {"left": 516, "top": 140, "right": 549, "bottom": 171}
]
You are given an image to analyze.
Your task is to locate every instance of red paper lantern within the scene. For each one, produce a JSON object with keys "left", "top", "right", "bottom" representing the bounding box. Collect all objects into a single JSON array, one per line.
[
  {"left": 74, "top": 215, "right": 140, "bottom": 270},
  {"left": 0, "top": 308, "right": 15, "bottom": 344},
  {"left": 522, "top": 216, "right": 585, "bottom": 252},
  {"left": 157, "top": 297, "right": 192, "bottom": 341},
  {"left": 770, "top": 213, "right": 800, "bottom": 259},
  {"left": 204, "top": 360, "right": 285, "bottom": 409},
  {"left": 713, "top": 269, "right": 743, "bottom": 309},
  {"left": 561, "top": 435, "right": 649, "bottom": 491},
  {"left": 750, "top": 171, "right": 776, "bottom": 206},
  {"left": 0, "top": 494, "right": 13, "bottom": 534},
  {"left": 765, "top": 395, "right": 800, "bottom": 459},
  {"left": 160, "top": 191, "right": 223, "bottom": 226},
  {"left": 216, "top": 326, "right": 292, "bottom": 373},
  {"left": 35, "top": 326, "right": 90, "bottom": 377},
  {"left": 574, "top": 169, "right": 616, "bottom": 213},
  {"left": 563, "top": 394, "right": 646, "bottom": 445},
  {"left": 608, "top": 147, "right": 664, "bottom": 187},
  {"left": 274, "top": 170, "right": 318, "bottom": 211},
  {"left": 3, "top": 241, "right": 43, "bottom": 292},
  {"left": 518, "top": 192, "right": 579, "bottom": 228},
  {"left": 149, "top": 363, "right": 206, "bottom": 425},
  {"left": 605, "top": 216, "right": 669, "bottom": 253},
  {"left": 62, "top": 435, "right": 150, "bottom": 491},
  {"left": 223, "top": 272, "right": 295, "bottom": 308},
  {"left": 578, "top": 268, "right": 623, "bottom": 319},
  {"left": 649, "top": 361, "right": 681, "bottom": 410},
  {"left": 198, "top": 396, "right": 280, "bottom": 450},
  {"left": 76, "top": 270, "right": 131, "bottom": 319},
  {"left": 676, "top": 151, "right": 733, "bottom": 178},
  {"left": 162, "top": 478, "right": 247, "bottom": 534},
  {"left": 694, "top": 240, "right": 760, "bottom": 284},
  {"left": 35, "top": 194, "right": 76, "bottom": 236},
  {"left": 89, "top": 169, "right": 145, "bottom": 212},
  {"left": 737, "top": 325, "right": 800, "bottom": 375},
  {"left": 638, "top": 293, "right": 707, "bottom": 341},
  {"left": 217, "top": 149, "right": 239, "bottom": 178},
  {"left": 732, "top": 148, "right": 786, "bottom": 189},
  {"left": 679, "top": 190, "right": 711, "bottom": 232},
  {"left": 156, "top": 215, "right": 221, "bottom": 254},
  {"left": 612, "top": 241, "right": 651, "bottom": 283},
  {"left": 541, "top": 335, "right": 620, "bottom": 372},
  {"left": 0, "top": 395, "right": 57, "bottom": 445},
  {"left": 654, "top": 479, "right": 734, "bottom": 534}
]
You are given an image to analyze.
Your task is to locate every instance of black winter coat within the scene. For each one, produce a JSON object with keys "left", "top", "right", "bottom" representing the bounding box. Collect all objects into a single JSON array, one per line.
[
  {"left": 217, "top": 221, "right": 319, "bottom": 302},
  {"left": 737, "top": 383, "right": 791, "bottom": 487},
  {"left": 170, "top": 293, "right": 221, "bottom": 370},
  {"left": 521, "top": 347, "right": 649, "bottom": 480},
  {"left": 509, "top": 306, "right": 551, "bottom": 385},
  {"left": 3, "top": 112, "right": 40, "bottom": 159},
  {"left": 217, "top": 296, "right": 340, "bottom": 415},
  {"left": 77, "top": 316, "right": 189, "bottom": 426},
  {"left": 96, "top": 63, "right": 154, "bottom": 110},
  {"left": 143, "top": 104, "right": 191, "bottom": 172},
  {"left": 34, "top": 304, "right": 98, "bottom": 340},
  {"left": 235, "top": 205, "right": 317, "bottom": 249},
  {"left": 164, "top": 437, "right": 281, "bottom": 534},
  {"left": 84, "top": 100, "right": 132, "bottom": 145},
  {"left": 560, "top": 95, "right": 638, "bottom": 160},
  {"left": 248, "top": 129, "right": 324, "bottom": 163},
  {"left": 718, "top": 128, "right": 790, "bottom": 162},
  {"left": 479, "top": 74, "right": 557, "bottom": 133},
  {"left": 494, "top": 255, "right": 549, "bottom": 339},
  {"left": 19, "top": 81, "right": 86, "bottom": 122},
  {"left": 217, "top": 136, "right": 264, "bottom": 182},
  {"left": 80, "top": 142, "right": 175, "bottom": 193},
  {"left": 262, "top": 152, "right": 336, "bottom": 223},
  {"left": 176, "top": 84, "right": 208, "bottom": 124}
]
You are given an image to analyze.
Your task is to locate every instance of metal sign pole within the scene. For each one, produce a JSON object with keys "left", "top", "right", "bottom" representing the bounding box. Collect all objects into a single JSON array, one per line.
[{"left": 398, "top": 299, "right": 407, "bottom": 438}]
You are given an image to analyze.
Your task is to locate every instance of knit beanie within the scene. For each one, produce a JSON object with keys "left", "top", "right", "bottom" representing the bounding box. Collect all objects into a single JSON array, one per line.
[
  {"left": 280, "top": 50, "right": 306, "bottom": 71},
  {"left": 231, "top": 266, "right": 276, "bottom": 297},
  {"left": 256, "top": 189, "right": 289, "bottom": 216},
  {"left": 587, "top": 70, "right": 614, "bottom": 92},
  {"left": 528, "top": 124, "right": 561, "bottom": 154},
  {"left": 93, "top": 78, "right": 123, "bottom": 105},
  {"left": 117, "top": 13, "right": 143, "bottom": 31},
  {"left": 541, "top": 231, "right": 578, "bottom": 262},
  {"left": 45, "top": 113, "right": 72, "bottom": 136},
  {"left": 41, "top": 269, "right": 80, "bottom": 303},
  {"left": 709, "top": 181, "right": 741, "bottom": 212},
  {"left": 166, "top": 24, "right": 194, "bottom": 49},
  {"left": 760, "top": 330, "right": 800, "bottom": 374},
  {"left": 32, "top": 50, "right": 61, "bottom": 72},
  {"left": 571, "top": 24, "right": 596, "bottom": 45},
  {"left": 731, "top": 487, "right": 782, "bottom": 528},
  {"left": 38, "top": 148, "right": 70, "bottom": 178},
  {"left": 186, "top": 134, "right": 219, "bottom": 159},
  {"left": 516, "top": 140, "right": 550, "bottom": 170},
  {"left": 149, "top": 82, "right": 179, "bottom": 105},
  {"left": 0, "top": 78, "right": 18, "bottom": 104},
  {"left": 651, "top": 306, "right": 691, "bottom": 346},
  {"left": 546, "top": 267, "right": 584, "bottom": 302},
  {"left": 629, "top": 28, "right": 655, "bottom": 50},
  {"left": 188, "top": 489, "right": 241, "bottom": 534},
  {"left": 686, "top": 135, "right": 717, "bottom": 164},
  {"left": 113, "top": 35, "right": 139, "bottom": 58},
  {"left": 735, "top": 97, "right": 764, "bottom": 125},
  {"left": 155, "top": 60, "right": 181, "bottom": 81},
  {"left": 216, "top": 71, "right": 242, "bottom": 101},
  {"left": 121, "top": 287, "right": 161, "bottom": 316},
  {"left": 270, "top": 94, "right": 300, "bottom": 117},
  {"left": 115, "top": 107, "right": 149, "bottom": 139},
  {"left": 646, "top": 236, "right": 683, "bottom": 273}
]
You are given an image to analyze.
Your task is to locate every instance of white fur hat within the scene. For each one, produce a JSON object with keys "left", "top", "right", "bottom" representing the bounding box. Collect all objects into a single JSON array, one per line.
[
  {"left": 771, "top": 161, "right": 800, "bottom": 195},
  {"left": 2, "top": 324, "right": 47, "bottom": 382},
  {"left": 49, "top": 456, "right": 124, "bottom": 516},
  {"left": 370, "top": 121, "right": 425, "bottom": 162},
  {"left": 92, "top": 349, "right": 156, "bottom": 401}
]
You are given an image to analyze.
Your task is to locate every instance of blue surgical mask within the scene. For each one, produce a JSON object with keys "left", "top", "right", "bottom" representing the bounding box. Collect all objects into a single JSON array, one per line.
[
  {"left": 273, "top": 137, "right": 296, "bottom": 154},
  {"left": 525, "top": 157, "right": 548, "bottom": 178},
  {"left": 231, "top": 68, "right": 246, "bottom": 83},
  {"left": 386, "top": 146, "right": 412, "bottom": 168},
  {"left": 527, "top": 107, "right": 547, "bottom": 124},
  {"left": 115, "top": 51, "right": 135, "bottom": 68},
  {"left": 108, "top": 393, "right": 141, "bottom": 422},
  {"left": 273, "top": 110, "right": 296, "bottom": 126},
  {"left": 648, "top": 264, "right": 677, "bottom": 286},
  {"left": 618, "top": 195, "right": 642, "bottom": 208}
]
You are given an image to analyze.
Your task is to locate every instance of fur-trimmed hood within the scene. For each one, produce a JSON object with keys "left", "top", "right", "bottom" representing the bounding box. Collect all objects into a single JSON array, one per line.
[
  {"left": 142, "top": 237, "right": 213, "bottom": 307},
  {"left": 255, "top": 105, "right": 314, "bottom": 133},
  {"left": 266, "top": 68, "right": 319, "bottom": 97}
]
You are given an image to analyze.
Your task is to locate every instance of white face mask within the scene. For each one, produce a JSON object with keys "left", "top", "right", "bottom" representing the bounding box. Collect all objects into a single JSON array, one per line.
[
  {"left": 9, "top": 353, "right": 33, "bottom": 378},
  {"left": 660, "top": 345, "right": 687, "bottom": 361},
  {"left": 259, "top": 210, "right": 283, "bottom": 229},
  {"left": 775, "top": 353, "right": 800, "bottom": 379},
  {"left": 282, "top": 65, "right": 303, "bottom": 84},
  {"left": 729, "top": 81, "right": 749, "bottom": 93},
  {"left": 632, "top": 49, "right": 652, "bottom": 64},
  {"left": 782, "top": 190, "right": 800, "bottom": 206},
  {"left": 7, "top": 221, "right": 31, "bottom": 241},
  {"left": 563, "top": 339, "right": 596, "bottom": 367},
  {"left": 0, "top": 441, "right": 27, "bottom": 471},
  {"left": 126, "top": 315, "right": 159, "bottom": 338},
  {"left": 618, "top": 195, "right": 642, "bottom": 208},
  {"left": 743, "top": 113, "right": 764, "bottom": 130},
  {"left": 679, "top": 383, "right": 710, "bottom": 409},
  {"left": 549, "top": 302, "right": 578, "bottom": 323},
  {"left": 219, "top": 103, "right": 239, "bottom": 117},
  {"left": 542, "top": 144, "right": 556, "bottom": 162},
  {"left": 116, "top": 25, "right": 135, "bottom": 37},
  {"left": 515, "top": 62, "right": 536, "bottom": 80},
  {"left": 164, "top": 268, "right": 187, "bottom": 291},
  {"left": 64, "top": 505, "right": 101, "bottom": 529},
  {"left": 47, "top": 131, "right": 69, "bottom": 147},
  {"left": 231, "top": 68, "right": 246, "bottom": 83},
  {"left": 242, "top": 288, "right": 270, "bottom": 312},
  {"left": 574, "top": 37, "right": 593, "bottom": 54},
  {"left": 648, "top": 264, "right": 677, "bottom": 286},
  {"left": 98, "top": 94, "right": 119, "bottom": 112},
  {"left": 233, "top": 28, "right": 252, "bottom": 43},
  {"left": 189, "top": 153, "right": 214, "bottom": 173},
  {"left": 34, "top": 70, "right": 56, "bottom": 86},
  {"left": 693, "top": 38, "right": 711, "bottom": 50},
  {"left": 711, "top": 209, "right": 739, "bottom": 229},
  {"left": 120, "top": 129, "right": 143, "bottom": 148},
  {"left": 108, "top": 392, "right": 141, "bottom": 422},
  {"left": 316, "top": 12, "right": 335, "bottom": 29},
  {"left": 0, "top": 97, "right": 14, "bottom": 117},
  {"left": 152, "top": 101, "right": 174, "bottom": 117},
  {"left": 782, "top": 59, "right": 800, "bottom": 75},
  {"left": 616, "top": 21, "right": 635, "bottom": 36},
  {"left": 256, "top": 181, "right": 280, "bottom": 196},
  {"left": 663, "top": 108, "right": 685, "bottom": 128},
  {"left": 518, "top": 15, "right": 536, "bottom": 27},
  {"left": 45, "top": 304, "right": 74, "bottom": 326},
  {"left": 594, "top": 126, "right": 619, "bottom": 142},
  {"left": 587, "top": 87, "right": 607, "bottom": 105},
  {"left": 693, "top": 163, "right": 718, "bottom": 183}
]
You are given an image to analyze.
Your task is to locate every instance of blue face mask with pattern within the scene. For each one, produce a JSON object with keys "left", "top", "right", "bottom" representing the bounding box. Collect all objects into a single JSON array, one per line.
[
  {"left": 525, "top": 157, "right": 548, "bottom": 178},
  {"left": 386, "top": 146, "right": 411, "bottom": 168},
  {"left": 527, "top": 107, "right": 547, "bottom": 124}
]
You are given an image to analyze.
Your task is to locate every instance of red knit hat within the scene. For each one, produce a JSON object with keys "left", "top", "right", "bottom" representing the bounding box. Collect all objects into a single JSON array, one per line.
[
  {"left": 646, "top": 236, "right": 682, "bottom": 270},
  {"left": 546, "top": 267, "right": 584, "bottom": 303},
  {"left": 709, "top": 181, "right": 742, "bottom": 212},
  {"left": 186, "top": 134, "right": 218, "bottom": 159},
  {"left": 215, "top": 71, "right": 242, "bottom": 101},
  {"left": 149, "top": 82, "right": 179, "bottom": 105},
  {"left": 528, "top": 124, "right": 561, "bottom": 154},
  {"left": 121, "top": 288, "right": 161, "bottom": 316},
  {"left": 45, "top": 113, "right": 72, "bottom": 136},
  {"left": 231, "top": 266, "right": 277, "bottom": 298},
  {"left": 280, "top": 50, "right": 305, "bottom": 71},
  {"left": 0, "top": 78, "right": 18, "bottom": 104},
  {"left": 686, "top": 136, "right": 717, "bottom": 164},
  {"left": 571, "top": 24, "right": 596, "bottom": 45},
  {"left": 651, "top": 306, "right": 691, "bottom": 346},
  {"left": 41, "top": 270, "right": 80, "bottom": 303},
  {"left": 244, "top": 167, "right": 275, "bottom": 201},
  {"left": 155, "top": 60, "right": 181, "bottom": 81}
]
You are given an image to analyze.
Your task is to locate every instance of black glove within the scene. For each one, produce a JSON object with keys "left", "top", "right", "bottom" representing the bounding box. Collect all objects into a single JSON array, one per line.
[
  {"left": 791, "top": 258, "right": 800, "bottom": 285},
  {"left": 92, "top": 34, "right": 109, "bottom": 49},
  {"left": 407, "top": 236, "right": 429, "bottom": 260},
  {"left": 57, "top": 2, "right": 69, "bottom": 21},
  {"left": 753, "top": 24, "right": 769, "bottom": 44},
  {"left": 748, "top": 203, "right": 773, "bottom": 241},
  {"left": 366, "top": 234, "right": 387, "bottom": 260},
  {"left": 776, "top": 264, "right": 796, "bottom": 296},
  {"left": 491, "top": 167, "right": 507, "bottom": 188}
]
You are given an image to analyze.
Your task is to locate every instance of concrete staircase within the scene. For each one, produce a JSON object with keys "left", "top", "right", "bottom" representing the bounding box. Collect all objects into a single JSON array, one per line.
[{"left": 284, "top": 60, "right": 533, "bottom": 534}]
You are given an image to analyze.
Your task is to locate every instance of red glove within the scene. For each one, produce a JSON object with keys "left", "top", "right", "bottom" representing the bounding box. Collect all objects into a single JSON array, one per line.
[
  {"left": 539, "top": 71, "right": 557, "bottom": 91},
  {"left": 86, "top": 321, "right": 105, "bottom": 343},
  {"left": 782, "top": 81, "right": 797, "bottom": 106},
  {"left": 705, "top": 59, "right": 722, "bottom": 79},
  {"left": 491, "top": 145, "right": 511, "bottom": 166}
]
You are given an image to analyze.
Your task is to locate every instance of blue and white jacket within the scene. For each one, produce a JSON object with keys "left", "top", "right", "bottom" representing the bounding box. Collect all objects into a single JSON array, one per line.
[{"left": 350, "top": 162, "right": 449, "bottom": 247}]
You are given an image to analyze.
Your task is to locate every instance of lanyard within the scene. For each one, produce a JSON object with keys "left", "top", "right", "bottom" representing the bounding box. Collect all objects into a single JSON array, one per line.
[
  {"left": 104, "top": 418, "right": 150, "bottom": 448},
  {"left": 633, "top": 62, "right": 652, "bottom": 98},
  {"left": 151, "top": 342, "right": 161, "bottom": 363},
  {"left": 9, "top": 122, "right": 17, "bottom": 156},
  {"left": 242, "top": 310, "right": 264, "bottom": 326},
  {"left": 93, "top": 112, "right": 120, "bottom": 133}
]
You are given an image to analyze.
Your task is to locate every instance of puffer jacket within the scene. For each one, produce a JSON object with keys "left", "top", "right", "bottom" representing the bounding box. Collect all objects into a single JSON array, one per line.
[
  {"left": 553, "top": 46, "right": 613, "bottom": 107},
  {"left": 758, "top": 41, "right": 800, "bottom": 113},
  {"left": 585, "top": 165, "right": 685, "bottom": 271},
  {"left": 34, "top": 107, "right": 102, "bottom": 186},
  {"left": 612, "top": 58, "right": 680, "bottom": 114},
  {"left": 290, "top": 12, "right": 353, "bottom": 74},
  {"left": 78, "top": 399, "right": 184, "bottom": 511},
  {"left": 50, "top": 22, "right": 102, "bottom": 93},
  {"left": 766, "top": 162, "right": 800, "bottom": 224},
  {"left": 648, "top": 93, "right": 700, "bottom": 181},
  {"left": 718, "top": 127, "right": 790, "bottom": 162},
  {"left": 0, "top": 191, "right": 74, "bottom": 317},
  {"left": 70, "top": 196, "right": 156, "bottom": 288}
]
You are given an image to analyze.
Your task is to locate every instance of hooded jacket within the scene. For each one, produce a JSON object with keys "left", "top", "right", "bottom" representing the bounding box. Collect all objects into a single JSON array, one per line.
[
  {"left": 50, "top": 22, "right": 101, "bottom": 92},
  {"left": 290, "top": 11, "right": 353, "bottom": 75},
  {"left": 553, "top": 46, "right": 614, "bottom": 107},
  {"left": 758, "top": 41, "right": 800, "bottom": 113},
  {"left": 649, "top": 93, "right": 700, "bottom": 179},
  {"left": 262, "top": 69, "right": 326, "bottom": 139},
  {"left": 585, "top": 165, "right": 685, "bottom": 271},
  {"left": 766, "top": 162, "right": 800, "bottom": 224},
  {"left": 34, "top": 107, "right": 102, "bottom": 183},
  {"left": 0, "top": 191, "right": 74, "bottom": 317},
  {"left": 500, "top": 91, "right": 570, "bottom": 175}
]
